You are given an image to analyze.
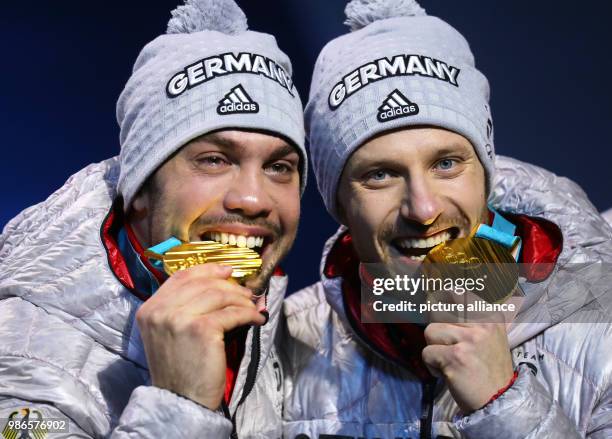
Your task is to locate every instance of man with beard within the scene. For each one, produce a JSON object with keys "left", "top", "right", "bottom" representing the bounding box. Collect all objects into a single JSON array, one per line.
[
  {"left": 0, "top": 0, "right": 305, "bottom": 437},
  {"left": 281, "top": 1, "right": 612, "bottom": 438}
]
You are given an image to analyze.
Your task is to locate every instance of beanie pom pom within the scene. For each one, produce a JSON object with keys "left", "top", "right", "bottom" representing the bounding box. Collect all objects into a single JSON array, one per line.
[
  {"left": 344, "top": 0, "right": 426, "bottom": 31},
  {"left": 167, "top": 0, "right": 248, "bottom": 35}
]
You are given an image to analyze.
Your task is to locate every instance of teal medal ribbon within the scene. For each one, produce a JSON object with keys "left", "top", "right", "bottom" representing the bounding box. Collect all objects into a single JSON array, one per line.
[
  {"left": 145, "top": 236, "right": 182, "bottom": 271},
  {"left": 473, "top": 207, "right": 522, "bottom": 261}
]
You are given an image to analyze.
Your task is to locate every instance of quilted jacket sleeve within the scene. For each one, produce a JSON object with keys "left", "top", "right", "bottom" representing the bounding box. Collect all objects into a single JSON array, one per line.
[
  {"left": 110, "top": 386, "right": 233, "bottom": 438},
  {"left": 0, "top": 393, "right": 233, "bottom": 439},
  {"left": 455, "top": 365, "right": 609, "bottom": 438},
  {"left": 0, "top": 298, "right": 233, "bottom": 438}
]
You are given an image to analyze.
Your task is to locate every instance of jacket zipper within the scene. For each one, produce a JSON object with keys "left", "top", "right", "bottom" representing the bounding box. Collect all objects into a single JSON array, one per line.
[
  {"left": 339, "top": 280, "right": 437, "bottom": 438},
  {"left": 227, "top": 290, "right": 268, "bottom": 438},
  {"left": 229, "top": 324, "right": 262, "bottom": 439},
  {"left": 420, "top": 380, "right": 435, "bottom": 439}
]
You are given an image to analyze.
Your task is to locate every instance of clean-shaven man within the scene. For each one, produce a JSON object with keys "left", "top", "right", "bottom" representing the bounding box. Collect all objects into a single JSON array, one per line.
[
  {"left": 281, "top": 1, "right": 612, "bottom": 438},
  {"left": 0, "top": 0, "right": 306, "bottom": 437}
]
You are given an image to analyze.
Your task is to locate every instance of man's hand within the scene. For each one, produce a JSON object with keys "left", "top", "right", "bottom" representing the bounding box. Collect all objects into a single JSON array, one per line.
[
  {"left": 422, "top": 322, "right": 514, "bottom": 413},
  {"left": 135, "top": 263, "right": 266, "bottom": 410}
]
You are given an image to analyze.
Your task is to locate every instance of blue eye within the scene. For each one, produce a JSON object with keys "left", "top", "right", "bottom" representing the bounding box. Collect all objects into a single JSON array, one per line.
[
  {"left": 437, "top": 159, "right": 455, "bottom": 170},
  {"left": 369, "top": 170, "right": 389, "bottom": 181}
]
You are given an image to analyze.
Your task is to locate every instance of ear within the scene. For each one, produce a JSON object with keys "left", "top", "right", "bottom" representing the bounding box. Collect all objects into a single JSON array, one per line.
[
  {"left": 127, "top": 184, "right": 150, "bottom": 221},
  {"left": 335, "top": 196, "right": 348, "bottom": 226},
  {"left": 125, "top": 183, "right": 153, "bottom": 248}
]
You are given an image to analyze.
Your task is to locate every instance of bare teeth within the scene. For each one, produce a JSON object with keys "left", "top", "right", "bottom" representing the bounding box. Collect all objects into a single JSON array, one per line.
[
  {"left": 395, "top": 231, "right": 453, "bottom": 261},
  {"left": 203, "top": 232, "right": 264, "bottom": 249},
  {"left": 395, "top": 231, "right": 452, "bottom": 250}
]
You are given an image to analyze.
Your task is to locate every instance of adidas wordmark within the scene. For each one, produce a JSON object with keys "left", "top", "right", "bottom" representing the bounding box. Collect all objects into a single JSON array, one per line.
[
  {"left": 217, "top": 84, "right": 260, "bottom": 115},
  {"left": 377, "top": 89, "right": 419, "bottom": 122}
]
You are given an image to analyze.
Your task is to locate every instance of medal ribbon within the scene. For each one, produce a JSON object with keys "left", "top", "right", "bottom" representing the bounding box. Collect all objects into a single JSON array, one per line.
[{"left": 474, "top": 207, "right": 522, "bottom": 261}]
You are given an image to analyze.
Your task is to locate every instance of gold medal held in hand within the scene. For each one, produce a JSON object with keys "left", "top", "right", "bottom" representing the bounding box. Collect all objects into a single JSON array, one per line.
[
  {"left": 144, "top": 240, "right": 262, "bottom": 283},
  {"left": 423, "top": 236, "right": 520, "bottom": 304}
]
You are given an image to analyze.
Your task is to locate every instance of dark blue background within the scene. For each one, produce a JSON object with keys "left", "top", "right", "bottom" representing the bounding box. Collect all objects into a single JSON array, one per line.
[{"left": 2, "top": 0, "right": 611, "bottom": 292}]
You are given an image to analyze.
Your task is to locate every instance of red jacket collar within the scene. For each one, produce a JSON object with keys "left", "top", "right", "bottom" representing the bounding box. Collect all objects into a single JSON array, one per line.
[
  {"left": 510, "top": 213, "right": 563, "bottom": 281},
  {"left": 100, "top": 202, "right": 144, "bottom": 299}
]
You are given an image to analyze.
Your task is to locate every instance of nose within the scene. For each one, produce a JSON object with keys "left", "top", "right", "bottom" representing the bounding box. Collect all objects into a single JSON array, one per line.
[
  {"left": 223, "top": 167, "right": 274, "bottom": 218},
  {"left": 400, "top": 174, "right": 442, "bottom": 226}
]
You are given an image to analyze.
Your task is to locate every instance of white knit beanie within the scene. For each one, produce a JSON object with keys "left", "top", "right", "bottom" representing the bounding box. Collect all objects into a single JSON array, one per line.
[
  {"left": 306, "top": 0, "right": 494, "bottom": 222},
  {"left": 117, "top": 0, "right": 306, "bottom": 209}
]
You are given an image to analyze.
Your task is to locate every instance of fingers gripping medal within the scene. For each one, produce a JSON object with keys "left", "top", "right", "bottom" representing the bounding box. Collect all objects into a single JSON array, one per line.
[{"left": 144, "top": 238, "right": 262, "bottom": 285}]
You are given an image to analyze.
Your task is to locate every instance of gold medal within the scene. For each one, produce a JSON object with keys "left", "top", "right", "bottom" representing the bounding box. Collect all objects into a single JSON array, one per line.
[
  {"left": 423, "top": 236, "right": 520, "bottom": 304},
  {"left": 144, "top": 241, "right": 262, "bottom": 283}
]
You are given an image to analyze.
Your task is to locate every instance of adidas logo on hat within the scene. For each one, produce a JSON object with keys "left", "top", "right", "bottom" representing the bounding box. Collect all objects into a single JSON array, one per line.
[
  {"left": 377, "top": 89, "right": 419, "bottom": 122},
  {"left": 217, "top": 84, "right": 260, "bottom": 115}
]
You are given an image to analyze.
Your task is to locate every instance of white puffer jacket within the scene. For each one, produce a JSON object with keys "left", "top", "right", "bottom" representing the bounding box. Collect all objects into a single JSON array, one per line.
[
  {"left": 281, "top": 156, "right": 612, "bottom": 439},
  {"left": 0, "top": 157, "right": 287, "bottom": 438}
]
